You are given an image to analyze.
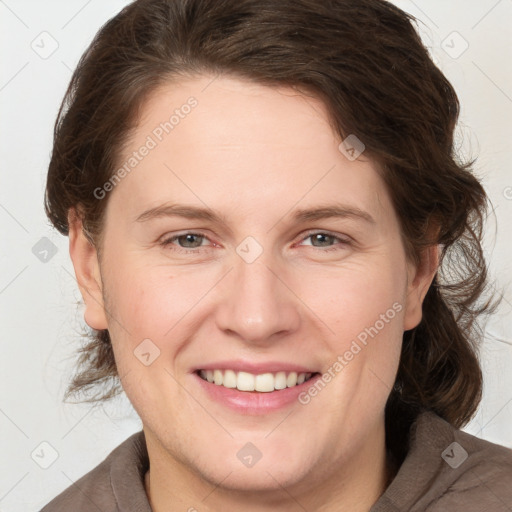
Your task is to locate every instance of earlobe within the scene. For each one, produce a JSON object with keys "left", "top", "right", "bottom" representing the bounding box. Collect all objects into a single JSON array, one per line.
[
  {"left": 403, "top": 244, "right": 440, "bottom": 331},
  {"left": 68, "top": 208, "right": 109, "bottom": 331}
]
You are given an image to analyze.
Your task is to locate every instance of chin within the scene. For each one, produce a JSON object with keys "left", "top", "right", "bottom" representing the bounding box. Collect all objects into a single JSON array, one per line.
[{"left": 197, "top": 455, "right": 313, "bottom": 493}]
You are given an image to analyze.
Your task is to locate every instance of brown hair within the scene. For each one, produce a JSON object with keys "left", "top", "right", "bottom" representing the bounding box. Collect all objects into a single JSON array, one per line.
[{"left": 45, "top": 0, "right": 500, "bottom": 465}]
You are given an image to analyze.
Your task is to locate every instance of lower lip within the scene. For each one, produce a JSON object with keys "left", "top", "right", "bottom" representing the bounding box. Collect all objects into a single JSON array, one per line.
[{"left": 193, "top": 372, "right": 321, "bottom": 414}]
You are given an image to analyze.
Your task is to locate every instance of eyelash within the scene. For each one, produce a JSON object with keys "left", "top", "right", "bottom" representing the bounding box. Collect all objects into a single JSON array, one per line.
[{"left": 159, "top": 230, "right": 352, "bottom": 254}]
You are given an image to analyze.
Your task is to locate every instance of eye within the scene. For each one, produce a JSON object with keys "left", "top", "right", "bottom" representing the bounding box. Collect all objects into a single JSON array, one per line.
[
  {"left": 159, "top": 230, "right": 351, "bottom": 255},
  {"left": 160, "top": 232, "right": 212, "bottom": 253},
  {"left": 298, "top": 231, "right": 351, "bottom": 252}
]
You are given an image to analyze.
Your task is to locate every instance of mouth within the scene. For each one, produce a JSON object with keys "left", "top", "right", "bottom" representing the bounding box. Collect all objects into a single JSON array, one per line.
[{"left": 195, "top": 369, "right": 320, "bottom": 393}]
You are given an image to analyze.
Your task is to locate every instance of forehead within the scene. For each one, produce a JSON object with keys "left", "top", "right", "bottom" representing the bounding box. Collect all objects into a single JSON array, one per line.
[
  {"left": 135, "top": 74, "right": 338, "bottom": 151},
  {"left": 110, "top": 74, "right": 393, "bottom": 227}
]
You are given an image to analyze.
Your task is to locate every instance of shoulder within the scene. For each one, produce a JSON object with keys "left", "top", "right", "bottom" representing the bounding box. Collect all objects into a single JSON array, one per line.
[
  {"left": 430, "top": 414, "right": 512, "bottom": 510},
  {"left": 374, "top": 411, "right": 512, "bottom": 512},
  {"left": 40, "top": 430, "right": 150, "bottom": 512}
]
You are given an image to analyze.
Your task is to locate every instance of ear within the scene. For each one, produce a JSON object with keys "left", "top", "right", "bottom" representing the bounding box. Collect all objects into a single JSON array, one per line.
[
  {"left": 68, "top": 208, "right": 108, "bottom": 330},
  {"left": 403, "top": 243, "right": 440, "bottom": 331}
]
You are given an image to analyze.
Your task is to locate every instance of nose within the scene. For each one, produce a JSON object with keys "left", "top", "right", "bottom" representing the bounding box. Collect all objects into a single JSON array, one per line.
[{"left": 214, "top": 254, "right": 301, "bottom": 346}]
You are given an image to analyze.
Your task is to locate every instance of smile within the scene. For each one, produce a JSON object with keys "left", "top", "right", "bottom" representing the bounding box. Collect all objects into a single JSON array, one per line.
[{"left": 197, "top": 369, "right": 317, "bottom": 392}]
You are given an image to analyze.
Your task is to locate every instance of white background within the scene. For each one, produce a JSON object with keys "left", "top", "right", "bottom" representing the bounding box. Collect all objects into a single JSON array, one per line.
[{"left": 0, "top": 1, "right": 511, "bottom": 510}]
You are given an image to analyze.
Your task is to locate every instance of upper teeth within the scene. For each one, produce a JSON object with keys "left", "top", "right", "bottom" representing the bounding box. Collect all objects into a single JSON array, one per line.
[{"left": 199, "top": 369, "right": 313, "bottom": 392}]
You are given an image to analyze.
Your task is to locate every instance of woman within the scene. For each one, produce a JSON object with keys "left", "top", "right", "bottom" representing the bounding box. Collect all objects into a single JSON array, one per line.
[{"left": 41, "top": 0, "right": 512, "bottom": 510}]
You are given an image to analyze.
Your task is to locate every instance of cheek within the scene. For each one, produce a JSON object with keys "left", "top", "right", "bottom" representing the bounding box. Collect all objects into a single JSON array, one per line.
[
  {"left": 101, "top": 266, "right": 191, "bottom": 412},
  {"left": 305, "top": 257, "right": 406, "bottom": 397},
  {"left": 303, "top": 256, "right": 406, "bottom": 343},
  {"left": 103, "top": 260, "right": 203, "bottom": 337}
]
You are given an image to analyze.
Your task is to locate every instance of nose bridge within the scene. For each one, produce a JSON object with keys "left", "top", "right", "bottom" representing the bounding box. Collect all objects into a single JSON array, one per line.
[{"left": 215, "top": 248, "right": 300, "bottom": 344}]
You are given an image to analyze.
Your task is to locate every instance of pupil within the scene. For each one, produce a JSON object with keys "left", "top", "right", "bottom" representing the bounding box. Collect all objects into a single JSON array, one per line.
[
  {"left": 181, "top": 234, "right": 202, "bottom": 247},
  {"left": 313, "top": 234, "right": 331, "bottom": 246}
]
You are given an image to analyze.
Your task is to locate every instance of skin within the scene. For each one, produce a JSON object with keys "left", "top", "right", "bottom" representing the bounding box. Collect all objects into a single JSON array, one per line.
[{"left": 68, "top": 74, "right": 438, "bottom": 512}]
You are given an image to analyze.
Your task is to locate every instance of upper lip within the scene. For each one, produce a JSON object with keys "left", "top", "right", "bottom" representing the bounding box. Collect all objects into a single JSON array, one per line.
[{"left": 194, "top": 359, "right": 319, "bottom": 374}]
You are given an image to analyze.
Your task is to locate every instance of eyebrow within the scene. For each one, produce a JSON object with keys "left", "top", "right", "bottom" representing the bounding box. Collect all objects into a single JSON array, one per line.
[{"left": 135, "top": 202, "right": 376, "bottom": 226}]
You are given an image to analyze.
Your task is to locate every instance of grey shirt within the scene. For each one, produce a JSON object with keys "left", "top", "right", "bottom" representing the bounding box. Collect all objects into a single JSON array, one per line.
[{"left": 40, "top": 411, "right": 512, "bottom": 511}]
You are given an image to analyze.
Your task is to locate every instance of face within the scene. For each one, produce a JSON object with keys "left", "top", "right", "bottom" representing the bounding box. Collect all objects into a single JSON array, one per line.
[{"left": 70, "top": 74, "right": 436, "bottom": 499}]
